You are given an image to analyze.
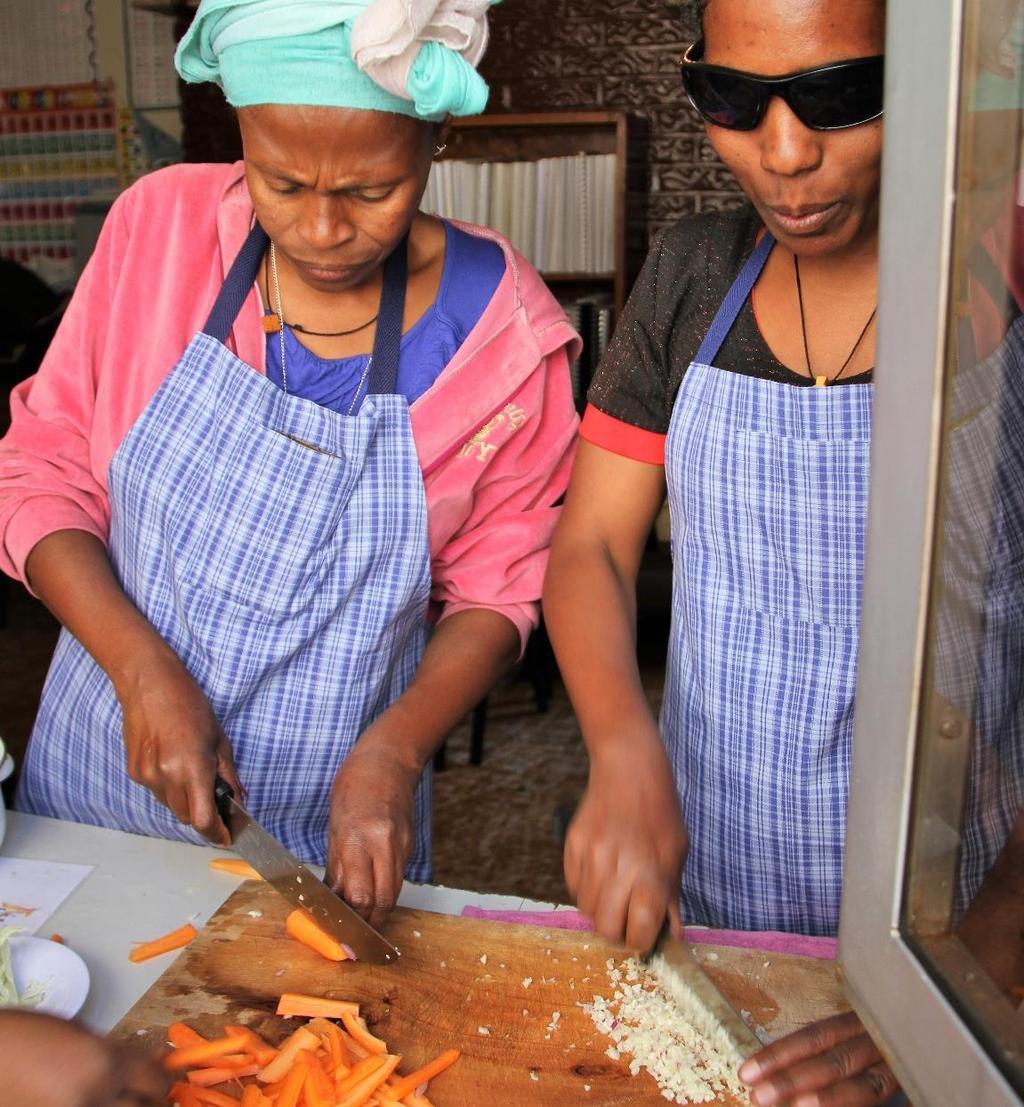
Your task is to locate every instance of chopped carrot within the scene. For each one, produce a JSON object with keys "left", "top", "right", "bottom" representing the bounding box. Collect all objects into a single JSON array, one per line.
[
  {"left": 129, "top": 922, "right": 199, "bottom": 964},
  {"left": 382, "top": 1050, "right": 460, "bottom": 1102},
  {"left": 336, "top": 1057, "right": 388, "bottom": 1096},
  {"left": 168, "top": 1082, "right": 204, "bottom": 1107},
  {"left": 225, "top": 1025, "right": 279, "bottom": 1068},
  {"left": 257, "top": 1026, "right": 320, "bottom": 1084},
  {"left": 186, "top": 1064, "right": 259, "bottom": 1085},
  {"left": 335, "top": 1056, "right": 401, "bottom": 1107},
  {"left": 169, "top": 1023, "right": 209, "bottom": 1050},
  {"left": 49, "top": 933, "right": 64, "bottom": 944},
  {"left": 185, "top": 1088, "right": 242, "bottom": 1107},
  {"left": 164, "top": 1033, "right": 249, "bottom": 1072},
  {"left": 339, "top": 1010, "right": 387, "bottom": 1055},
  {"left": 239, "top": 1087, "right": 269, "bottom": 1107},
  {"left": 284, "top": 910, "right": 350, "bottom": 962},
  {"left": 308, "top": 1018, "right": 350, "bottom": 1071},
  {"left": 208, "top": 858, "right": 263, "bottom": 880},
  {"left": 339, "top": 1028, "right": 372, "bottom": 1062},
  {"left": 274, "top": 1052, "right": 309, "bottom": 1107},
  {"left": 302, "top": 1054, "right": 336, "bottom": 1107},
  {"left": 276, "top": 993, "right": 360, "bottom": 1020}
]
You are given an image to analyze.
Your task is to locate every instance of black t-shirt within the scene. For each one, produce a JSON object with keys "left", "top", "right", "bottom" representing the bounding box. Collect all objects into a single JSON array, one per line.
[{"left": 586, "top": 206, "right": 873, "bottom": 442}]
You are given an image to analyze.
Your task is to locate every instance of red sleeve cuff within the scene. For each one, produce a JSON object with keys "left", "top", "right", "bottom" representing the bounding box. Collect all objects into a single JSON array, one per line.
[{"left": 580, "top": 405, "right": 666, "bottom": 465}]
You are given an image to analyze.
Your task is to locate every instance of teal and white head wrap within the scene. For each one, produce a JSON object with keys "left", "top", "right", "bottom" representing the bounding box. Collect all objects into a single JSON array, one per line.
[{"left": 175, "top": 0, "right": 498, "bottom": 122}]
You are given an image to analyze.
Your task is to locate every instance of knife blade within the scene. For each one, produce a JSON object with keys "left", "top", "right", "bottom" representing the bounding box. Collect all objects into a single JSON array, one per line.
[
  {"left": 646, "top": 926, "right": 761, "bottom": 1063},
  {"left": 214, "top": 777, "right": 400, "bottom": 965}
]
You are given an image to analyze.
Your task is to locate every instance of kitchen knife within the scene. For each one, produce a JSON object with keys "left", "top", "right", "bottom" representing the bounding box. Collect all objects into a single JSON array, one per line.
[
  {"left": 214, "top": 777, "right": 400, "bottom": 965},
  {"left": 646, "top": 925, "right": 762, "bottom": 1063}
]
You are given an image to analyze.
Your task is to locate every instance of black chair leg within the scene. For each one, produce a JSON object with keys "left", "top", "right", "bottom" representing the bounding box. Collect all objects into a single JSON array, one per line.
[{"left": 469, "top": 698, "right": 488, "bottom": 765}]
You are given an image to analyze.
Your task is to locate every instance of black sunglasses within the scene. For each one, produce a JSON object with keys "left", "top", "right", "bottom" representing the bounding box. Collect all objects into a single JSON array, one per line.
[{"left": 679, "top": 41, "right": 884, "bottom": 132}]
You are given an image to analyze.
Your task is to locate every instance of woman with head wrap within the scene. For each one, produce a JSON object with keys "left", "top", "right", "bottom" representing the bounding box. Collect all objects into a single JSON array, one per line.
[{"left": 0, "top": 0, "right": 578, "bottom": 926}]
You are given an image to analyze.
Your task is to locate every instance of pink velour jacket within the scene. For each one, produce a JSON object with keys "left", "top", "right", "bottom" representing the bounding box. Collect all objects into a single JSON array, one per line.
[{"left": 0, "top": 163, "right": 581, "bottom": 649}]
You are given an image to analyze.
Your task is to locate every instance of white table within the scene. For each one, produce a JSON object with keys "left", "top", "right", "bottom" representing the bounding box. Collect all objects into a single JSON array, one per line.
[{"left": 3, "top": 811, "right": 572, "bottom": 1033}]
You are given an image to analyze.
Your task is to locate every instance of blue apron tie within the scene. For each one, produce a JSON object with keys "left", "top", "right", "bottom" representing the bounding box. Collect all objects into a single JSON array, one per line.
[{"left": 693, "top": 231, "right": 774, "bottom": 367}]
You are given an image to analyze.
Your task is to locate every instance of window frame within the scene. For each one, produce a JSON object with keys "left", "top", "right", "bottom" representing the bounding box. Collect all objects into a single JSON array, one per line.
[{"left": 839, "top": 0, "right": 1024, "bottom": 1102}]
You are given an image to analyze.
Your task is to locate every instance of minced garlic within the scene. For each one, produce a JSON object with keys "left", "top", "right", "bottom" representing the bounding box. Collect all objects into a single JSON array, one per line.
[{"left": 585, "top": 956, "right": 749, "bottom": 1105}]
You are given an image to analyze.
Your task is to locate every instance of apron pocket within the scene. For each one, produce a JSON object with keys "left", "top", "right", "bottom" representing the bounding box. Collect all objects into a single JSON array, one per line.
[{"left": 176, "top": 422, "right": 365, "bottom": 617}]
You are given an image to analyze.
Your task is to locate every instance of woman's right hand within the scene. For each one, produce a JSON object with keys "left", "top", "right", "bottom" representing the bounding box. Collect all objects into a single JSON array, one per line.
[
  {"left": 116, "top": 645, "right": 239, "bottom": 846},
  {"left": 564, "top": 730, "right": 688, "bottom": 952}
]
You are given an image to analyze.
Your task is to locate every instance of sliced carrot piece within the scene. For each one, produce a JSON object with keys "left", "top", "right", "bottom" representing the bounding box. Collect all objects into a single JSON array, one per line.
[
  {"left": 339, "top": 1010, "right": 387, "bottom": 1055},
  {"left": 276, "top": 993, "right": 360, "bottom": 1020},
  {"left": 239, "top": 1087, "right": 269, "bottom": 1107},
  {"left": 302, "top": 1054, "right": 336, "bottom": 1107},
  {"left": 274, "top": 1052, "right": 309, "bottom": 1107},
  {"left": 209, "top": 857, "right": 263, "bottom": 879},
  {"left": 169, "top": 1023, "right": 209, "bottom": 1050},
  {"left": 225, "top": 1026, "right": 279, "bottom": 1068},
  {"left": 129, "top": 922, "right": 198, "bottom": 963},
  {"left": 49, "top": 934, "right": 64, "bottom": 944},
  {"left": 336, "top": 1057, "right": 388, "bottom": 1096},
  {"left": 187, "top": 1064, "right": 260, "bottom": 1086},
  {"left": 383, "top": 1050, "right": 460, "bottom": 1102},
  {"left": 257, "top": 1026, "right": 320, "bottom": 1084},
  {"left": 164, "top": 1033, "right": 249, "bottom": 1072},
  {"left": 308, "top": 1018, "right": 350, "bottom": 1071},
  {"left": 187, "top": 1088, "right": 243, "bottom": 1107},
  {"left": 284, "top": 910, "right": 350, "bottom": 962},
  {"left": 169, "top": 1082, "right": 204, "bottom": 1107},
  {"left": 335, "top": 1056, "right": 401, "bottom": 1107}
]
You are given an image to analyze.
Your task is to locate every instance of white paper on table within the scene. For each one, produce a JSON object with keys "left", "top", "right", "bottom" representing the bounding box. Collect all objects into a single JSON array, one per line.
[{"left": 0, "top": 858, "right": 93, "bottom": 935}]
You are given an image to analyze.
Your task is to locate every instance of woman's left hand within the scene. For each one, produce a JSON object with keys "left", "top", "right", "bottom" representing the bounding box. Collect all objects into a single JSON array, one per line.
[
  {"left": 325, "top": 732, "right": 419, "bottom": 931},
  {"left": 738, "top": 1011, "right": 901, "bottom": 1107}
]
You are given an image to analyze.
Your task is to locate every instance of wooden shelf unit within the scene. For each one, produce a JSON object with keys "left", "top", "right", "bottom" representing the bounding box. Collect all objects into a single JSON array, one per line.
[{"left": 442, "top": 110, "right": 647, "bottom": 319}]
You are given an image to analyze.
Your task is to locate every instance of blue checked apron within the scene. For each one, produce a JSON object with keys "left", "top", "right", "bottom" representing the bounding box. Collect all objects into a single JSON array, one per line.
[
  {"left": 661, "top": 233, "right": 872, "bottom": 935},
  {"left": 17, "top": 224, "right": 434, "bottom": 879}
]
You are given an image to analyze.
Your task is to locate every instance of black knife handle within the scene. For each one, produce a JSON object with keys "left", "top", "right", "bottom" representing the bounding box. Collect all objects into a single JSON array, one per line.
[{"left": 214, "top": 775, "right": 235, "bottom": 820}]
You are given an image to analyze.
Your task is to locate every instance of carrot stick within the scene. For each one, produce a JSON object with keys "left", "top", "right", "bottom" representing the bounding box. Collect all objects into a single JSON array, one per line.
[
  {"left": 339, "top": 1029, "right": 371, "bottom": 1062},
  {"left": 129, "top": 923, "right": 199, "bottom": 963},
  {"left": 164, "top": 1033, "right": 249, "bottom": 1072},
  {"left": 276, "top": 1053, "right": 310, "bottom": 1107},
  {"left": 284, "top": 910, "right": 350, "bottom": 962},
  {"left": 303, "top": 1054, "right": 336, "bottom": 1107},
  {"left": 187, "top": 1065, "right": 260, "bottom": 1086},
  {"left": 339, "top": 1010, "right": 387, "bottom": 1055},
  {"left": 335, "top": 1056, "right": 401, "bottom": 1107},
  {"left": 169, "top": 1023, "right": 209, "bottom": 1050},
  {"left": 308, "top": 1018, "right": 350, "bottom": 1071},
  {"left": 208, "top": 858, "right": 263, "bottom": 879},
  {"left": 336, "top": 1057, "right": 387, "bottom": 1096},
  {"left": 257, "top": 1027, "right": 320, "bottom": 1084},
  {"left": 186, "top": 1088, "right": 243, "bottom": 1107},
  {"left": 225, "top": 1026, "right": 279, "bottom": 1068},
  {"left": 169, "top": 1082, "right": 204, "bottom": 1107},
  {"left": 239, "top": 1087, "right": 269, "bottom": 1107},
  {"left": 276, "top": 993, "right": 360, "bottom": 1020},
  {"left": 383, "top": 1050, "right": 460, "bottom": 1102}
]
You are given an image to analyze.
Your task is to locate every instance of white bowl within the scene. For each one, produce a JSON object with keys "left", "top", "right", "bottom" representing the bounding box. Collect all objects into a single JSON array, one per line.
[
  {"left": 7, "top": 936, "right": 90, "bottom": 1019},
  {"left": 0, "top": 739, "right": 13, "bottom": 850}
]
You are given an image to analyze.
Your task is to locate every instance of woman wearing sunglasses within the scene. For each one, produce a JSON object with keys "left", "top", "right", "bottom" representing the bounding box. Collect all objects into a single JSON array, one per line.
[{"left": 544, "top": 0, "right": 902, "bottom": 1103}]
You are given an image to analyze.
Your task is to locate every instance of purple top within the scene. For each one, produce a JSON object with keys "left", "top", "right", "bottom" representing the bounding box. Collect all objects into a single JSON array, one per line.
[{"left": 265, "top": 222, "right": 506, "bottom": 413}]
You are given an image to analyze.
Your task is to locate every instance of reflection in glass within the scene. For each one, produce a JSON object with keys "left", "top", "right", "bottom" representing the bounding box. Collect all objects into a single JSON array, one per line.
[{"left": 905, "top": 0, "right": 1024, "bottom": 1081}]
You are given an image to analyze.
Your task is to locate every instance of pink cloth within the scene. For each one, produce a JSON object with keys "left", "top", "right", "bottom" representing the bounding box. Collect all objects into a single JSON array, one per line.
[
  {"left": 460, "top": 907, "right": 838, "bottom": 960},
  {"left": 0, "top": 163, "right": 580, "bottom": 651}
]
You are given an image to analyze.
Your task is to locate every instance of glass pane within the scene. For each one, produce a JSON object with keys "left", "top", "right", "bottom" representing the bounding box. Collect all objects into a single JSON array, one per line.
[{"left": 904, "top": 0, "right": 1024, "bottom": 1086}]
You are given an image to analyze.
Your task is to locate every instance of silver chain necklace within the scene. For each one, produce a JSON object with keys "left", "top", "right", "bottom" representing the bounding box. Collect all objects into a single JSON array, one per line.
[{"left": 269, "top": 242, "right": 373, "bottom": 416}]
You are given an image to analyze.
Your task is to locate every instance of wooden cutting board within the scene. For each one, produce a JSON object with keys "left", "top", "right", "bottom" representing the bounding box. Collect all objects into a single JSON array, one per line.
[{"left": 113, "top": 882, "right": 849, "bottom": 1105}]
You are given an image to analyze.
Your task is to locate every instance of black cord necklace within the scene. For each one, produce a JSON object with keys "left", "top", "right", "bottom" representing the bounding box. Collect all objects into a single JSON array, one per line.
[
  {"left": 794, "top": 254, "right": 877, "bottom": 386},
  {"left": 261, "top": 249, "right": 379, "bottom": 337}
]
